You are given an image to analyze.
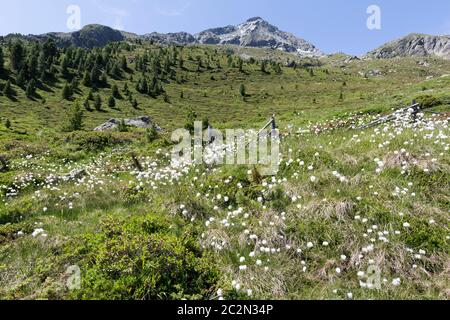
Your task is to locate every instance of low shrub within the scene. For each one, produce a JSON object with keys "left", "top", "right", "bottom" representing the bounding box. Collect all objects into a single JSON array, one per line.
[{"left": 66, "top": 213, "right": 220, "bottom": 300}]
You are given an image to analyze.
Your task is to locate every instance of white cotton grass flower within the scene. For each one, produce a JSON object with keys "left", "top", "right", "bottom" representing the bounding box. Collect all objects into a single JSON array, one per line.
[
  {"left": 32, "top": 228, "right": 45, "bottom": 237},
  {"left": 310, "top": 176, "right": 317, "bottom": 183},
  {"left": 307, "top": 242, "right": 314, "bottom": 249},
  {"left": 392, "top": 278, "right": 401, "bottom": 286}
]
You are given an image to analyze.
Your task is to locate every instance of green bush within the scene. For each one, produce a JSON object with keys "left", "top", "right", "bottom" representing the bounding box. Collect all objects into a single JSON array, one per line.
[
  {"left": 415, "top": 95, "right": 442, "bottom": 109},
  {"left": 66, "top": 213, "right": 219, "bottom": 300},
  {"left": 65, "top": 131, "right": 135, "bottom": 152}
]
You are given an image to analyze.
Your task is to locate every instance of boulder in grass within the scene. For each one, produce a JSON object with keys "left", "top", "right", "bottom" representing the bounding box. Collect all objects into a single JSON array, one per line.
[{"left": 94, "top": 116, "right": 160, "bottom": 131}]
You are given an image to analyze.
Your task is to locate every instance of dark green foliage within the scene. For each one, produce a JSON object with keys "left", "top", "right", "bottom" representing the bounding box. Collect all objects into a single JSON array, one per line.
[
  {"left": 25, "top": 79, "right": 36, "bottom": 98},
  {"left": 0, "top": 47, "right": 4, "bottom": 74},
  {"left": 87, "top": 89, "right": 94, "bottom": 101},
  {"left": 10, "top": 41, "right": 24, "bottom": 71},
  {"left": 62, "top": 82, "right": 72, "bottom": 100},
  {"left": 164, "top": 92, "right": 170, "bottom": 103},
  {"left": 184, "top": 109, "right": 197, "bottom": 133},
  {"left": 132, "top": 98, "right": 138, "bottom": 109},
  {"left": 2, "top": 80, "right": 12, "bottom": 96},
  {"left": 118, "top": 119, "right": 128, "bottom": 132},
  {"left": 415, "top": 95, "right": 443, "bottom": 109},
  {"left": 260, "top": 60, "right": 267, "bottom": 73},
  {"left": 111, "top": 84, "right": 120, "bottom": 98},
  {"left": 94, "top": 94, "right": 102, "bottom": 111},
  {"left": 146, "top": 124, "right": 159, "bottom": 143},
  {"left": 239, "top": 84, "right": 246, "bottom": 97},
  {"left": 108, "top": 95, "right": 116, "bottom": 108},
  {"left": 120, "top": 55, "right": 127, "bottom": 70},
  {"left": 16, "top": 68, "right": 27, "bottom": 87},
  {"left": 66, "top": 214, "right": 219, "bottom": 300},
  {"left": 66, "top": 103, "right": 84, "bottom": 131},
  {"left": 83, "top": 97, "right": 91, "bottom": 110},
  {"left": 5, "top": 118, "right": 11, "bottom": 129},
  {"left": 60, "top": 55, "right": 70, "bottom": 78},
  {"left": 82, "top": 71, "right": 91, "bottom": 87}
]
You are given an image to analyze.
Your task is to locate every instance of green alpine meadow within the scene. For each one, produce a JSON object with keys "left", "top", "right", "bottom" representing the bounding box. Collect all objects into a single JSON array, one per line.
[{"left": 0, "top": 12, "right": 449, "bottom": 301}]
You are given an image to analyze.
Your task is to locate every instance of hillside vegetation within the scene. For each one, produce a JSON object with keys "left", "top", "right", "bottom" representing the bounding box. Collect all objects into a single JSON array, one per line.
[{"left": 0, "top": 38, "right": 449, "bottom": 300}]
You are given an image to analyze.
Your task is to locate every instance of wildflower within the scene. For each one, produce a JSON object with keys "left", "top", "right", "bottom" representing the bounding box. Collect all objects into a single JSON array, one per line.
[
  {"left": 256, "top": 260, "right": 262, "bottom": 266},
  {"left": 392, "top": 278, "right": 401, "bottom": 286},
  {"left": 32, "top": 228, "right": 45, "bottom": 237},
  {"left": 310, "top": 176, "right": 317, "bottom": 183},
  {"left": 239, "top": 265, "right": 247, "bottom": 271},
  {"left": 307, "top": 242, "right": 314, "bottom": 249},
  {"left": 336, "top": 268, "right": 341, "bottom": 274}
]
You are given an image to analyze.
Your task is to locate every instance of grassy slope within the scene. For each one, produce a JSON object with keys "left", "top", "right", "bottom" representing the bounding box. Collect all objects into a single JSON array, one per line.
[{"left": 0, "top": 43, "right": 449, "bottom": 300}]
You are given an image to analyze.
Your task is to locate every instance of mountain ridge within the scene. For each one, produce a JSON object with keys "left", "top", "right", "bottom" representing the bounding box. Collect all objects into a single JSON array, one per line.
[
  {"left": 367, "top": 33, "right": 450, "bottom": 60},
  {"left": 1, "top": 17, "right": 323, "bottom": 57},
  {"left": 2, "top": 19, "right": 450, "bottom": 60}
]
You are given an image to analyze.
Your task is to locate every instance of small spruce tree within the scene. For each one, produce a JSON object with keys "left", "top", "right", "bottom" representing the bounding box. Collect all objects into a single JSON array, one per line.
[{"left": 66, "top": 103, "right": 84, "bottom": 131}]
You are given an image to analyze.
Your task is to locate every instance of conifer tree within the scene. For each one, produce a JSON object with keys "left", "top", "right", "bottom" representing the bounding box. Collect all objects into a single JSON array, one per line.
[
  {"left": 0, "top": 47, "right": 4, "bottom": 74},
  {"left": 2, "top": 80, "right": 11, "bottom": 96},
  {"left": 26, "top": 79, "right": 36, "bottom": 98},
  {"left": 111, "top": 84, "right": 120, "bottom": 98},
  {"left": 62, "top": 82, "right": 72, "bottom": 100},
  {"left": 239, "top": 84, "right": 246, "bottom": 97},
  {"left": 10, "top": 41, "right": 24, "bottom": 71},
  {"left": 66, "top": 103, "right": 84, "bottom": 131},
  {"left": 108, "top": 95, "right": 116, "bottom": 108},
  {"left": 94, "top": 94, "right": 102, "bottom": 111}
]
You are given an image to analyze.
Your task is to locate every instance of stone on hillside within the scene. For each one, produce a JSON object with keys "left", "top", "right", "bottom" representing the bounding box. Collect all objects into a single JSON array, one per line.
[{"left": 94, "top": 116, "right": 160, "bottom": 132}]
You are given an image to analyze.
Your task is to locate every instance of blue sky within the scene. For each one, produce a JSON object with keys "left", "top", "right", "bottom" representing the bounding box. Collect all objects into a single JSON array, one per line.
[{"left": 0, "top": 0, "right": 449, "bottom": 55}]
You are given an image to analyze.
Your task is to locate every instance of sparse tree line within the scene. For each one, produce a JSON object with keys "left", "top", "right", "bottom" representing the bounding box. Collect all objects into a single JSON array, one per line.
[{"left": 0, "top": 38, "right": 317, "bottom": 133}]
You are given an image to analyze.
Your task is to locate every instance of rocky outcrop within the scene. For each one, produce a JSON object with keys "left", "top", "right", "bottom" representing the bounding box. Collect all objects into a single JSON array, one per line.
[
  {"left": 367, "top": 33, "right": 450, "bottom": 60},
  {"left": 94, "top": 116, "right": 160, "bottom": 131},
  {"left": 141, "top": 32, "right": 196, "bottom": 45}
]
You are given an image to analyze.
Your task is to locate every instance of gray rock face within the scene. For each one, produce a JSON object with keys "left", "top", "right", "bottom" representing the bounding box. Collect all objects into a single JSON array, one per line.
[
  {"left": 94, "top": 116, "right": 159, "bottom": 131},
  {"left": 367, "top": 33, "right": 450, "bottom": 60},
  {"left": 195, "top": 17, "right": 323, "bottom": 57},
  {"left": 141, "top": 32, "right": 196, "bottom": 45}
]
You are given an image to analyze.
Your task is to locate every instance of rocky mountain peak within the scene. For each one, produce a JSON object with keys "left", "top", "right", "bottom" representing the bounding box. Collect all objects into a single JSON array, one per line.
[{"left": 196, "top": 17, "right": 323, "bottom": 57}]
